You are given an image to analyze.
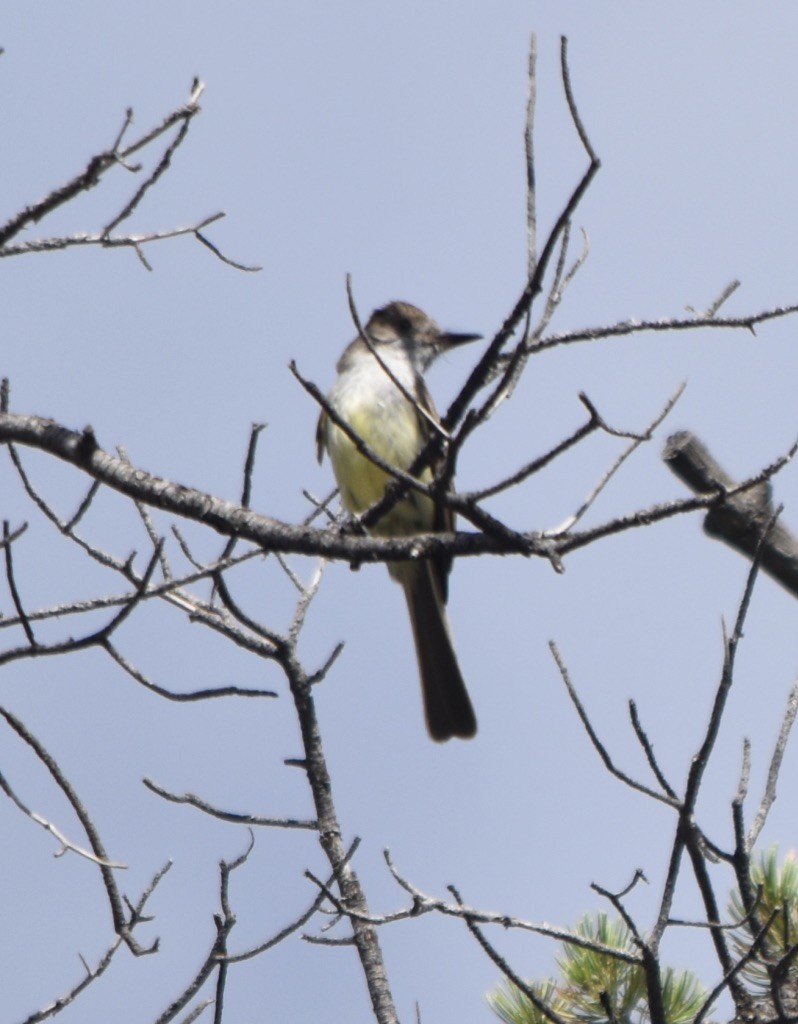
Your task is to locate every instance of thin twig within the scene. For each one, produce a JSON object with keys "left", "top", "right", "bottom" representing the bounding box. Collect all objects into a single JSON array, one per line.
[
  {"left": 525, "top": 34, "right": 537, "bottom": 277},
  {"left": 464, "top": 401, "right": 600, "bottom": 503},
  {"left": 0, "top": 706, "right": 157, "bottom": 955},
  {"left": 536, "top": 301, "right": 798, "bottom": 353},
  {"left": 693, "top": 910, "right": 779, "bottom": 1024},
  {"left": 104, "top": 641, "right": 278, "bottom": 701},
  {"left": 549, "top": 642, "right": 677, "bottom": 807},
  {"left": 0, "top": 769, "right": 127, "bottom": 868},
  {"left": 748, "top": 676, "right": 798, "bottom": 848},
  {"left": 451, "top": 883, "right": 569, "bottom": 1024},
  {"left": 18, "top": 861, "right": 171, "bottom": 1024},
  {"left": 547, "top": 382, "right": 686, "bottom": 536},
  {"left": 142, "top": 778, "right": 316, "bottom": 829},
  {"left": 628, "top": 701, "right": 677, "bottom": 800},
  {"left": 3, "top": 520, "right": 36, "bottom": 645}
]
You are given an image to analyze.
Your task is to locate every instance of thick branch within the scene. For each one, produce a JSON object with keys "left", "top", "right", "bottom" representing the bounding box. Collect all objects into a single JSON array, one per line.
[
  {"left": 663, "top": 431, "right": 798, "bottom": 598},
  {"left": 5, "top": 412, "right": 786, "bottom": 574}
]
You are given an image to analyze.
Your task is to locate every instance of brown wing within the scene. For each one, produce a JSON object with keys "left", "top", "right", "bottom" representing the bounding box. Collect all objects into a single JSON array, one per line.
[
  {"left": 414, "top": 372, "right": 454, "bottom": 604},
  {"left": 315, "top": 410, "right": 328, "bottom": 464}
]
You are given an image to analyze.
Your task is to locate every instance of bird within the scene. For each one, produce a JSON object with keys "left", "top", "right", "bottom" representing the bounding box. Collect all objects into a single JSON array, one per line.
[{"left": 316, "top": 300, "right": 479, "bottom": 741}]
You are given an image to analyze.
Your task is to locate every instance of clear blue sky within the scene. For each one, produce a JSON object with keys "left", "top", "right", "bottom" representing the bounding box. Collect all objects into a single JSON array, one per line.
[{"left": 2, "top": 5, "right": 798, "bottom": 1021}]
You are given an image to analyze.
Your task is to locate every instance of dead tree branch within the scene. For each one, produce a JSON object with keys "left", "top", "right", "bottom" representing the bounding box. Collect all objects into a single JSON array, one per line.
[
  {"left": 664, "top": 430, "right": 798, "bottom": 599},
  {"left": 0, "top": 80, "right": 259, "bottom": 272}
]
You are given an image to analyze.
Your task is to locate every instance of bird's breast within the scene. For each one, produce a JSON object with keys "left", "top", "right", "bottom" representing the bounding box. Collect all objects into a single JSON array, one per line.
[{"left": 324, "top": 369, "right": 434, "bottom": 534}]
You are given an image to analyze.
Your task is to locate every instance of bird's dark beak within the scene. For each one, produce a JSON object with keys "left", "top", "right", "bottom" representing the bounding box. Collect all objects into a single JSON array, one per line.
[{"left": 441, "top": 331, "right": 482, "bottom": 348}]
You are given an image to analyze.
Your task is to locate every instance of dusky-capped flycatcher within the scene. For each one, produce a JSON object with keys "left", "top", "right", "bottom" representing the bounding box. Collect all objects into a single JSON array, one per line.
[{"left": 316, "top": 301, "right": 479, "bottom": 741}]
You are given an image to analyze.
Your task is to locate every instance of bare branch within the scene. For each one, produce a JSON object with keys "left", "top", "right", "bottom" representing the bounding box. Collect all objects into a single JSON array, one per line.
[
  {"left": 3, "top": 519, "right": 36, "bottom": 645},
  {"left": 0, "top": 216, "right": 252, "bottom": 268},
  {"left": 143, "top": 777, "right": 316, "bottom": 830},
  {"left": 664, "top": 431, "right": 798, "bottom": 600},
  {"left": 537, "top": 300, "right": 798, "bottom": 352},
  {"left": 549, "top": 642, "right": 678, "bottom": 807},
  {"left": 102, "top": 93, "right": 196, "bottom": 236},
  {"left": 693, "top": 909, "right": 780, "bottom": 1024},
  {"left": 151, "top": 840, "right": 245, "bottom": 1024},
  {"left": 451, "top": 882, "right": 570, "bottom": 1024},
  {"left": 560, "top": 444, "right": 796, "bottom": 559},
  {"left": 5, "top": 410, "right": 793, "bottom": 575},
  {"left": 685, "top": 510, "right": 777, "bottom": 811},
  {"left": 194, "top": 228, "right": 261, "bottom": 272},
  {"left": 0, "top": 706, "right": 157, "bottom": 955},
  {"left": 445, "top": 35, "right": 600, "bottom": 439},
  {"left": 378, "top": 850, "right": 642, "bottom": 962},
  {"left": 0, "top": 520, "right": 27, "bottom": 551},
  {"left": 747, "top": 676, "right": 798, "bottom": 848},
  {"left": 227, "top": 882, "right": 331, "bottom": 963},
  {"left": 0, "top": 80, "right": 257, "bottom": 272},
  {"left": 19, "top": 861, "right": 171, "bottom": 1024},
  {"left": 65, "top": 478, "right": 102, "bottom": 532},
  {"left": 0, "top": 768, "right": 127, "bottom": 868},
  {"left": 628, "top": 701, "right": 678, "bottom": 800},
  {"left": 699, "top": 278, "right": 741, "bottom": 318},
  {"left": 0, "top": 545, "right": 264, "bottom": 637},
  {"left": 464, "top": 396, "right": 601, "bottom": 503},
  {"left": 525, "top": 33, "right": 537, "bottom": 276},
  {"left": 547, "top": 382, "right": 685, "bottom": 536},
  {"left": 649, "top": 518, "right": 778, "bottom": 1007},
  {"left": 104, "top": 641, "right": 278, "bottom": 701},
  {"left": 0, "top": 86, "right": 204, "bottom": 244}
]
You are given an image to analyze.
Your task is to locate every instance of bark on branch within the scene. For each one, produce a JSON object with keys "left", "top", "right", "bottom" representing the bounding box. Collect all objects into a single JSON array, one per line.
[{"left": 663, "top": 431, "right": 798, "bottom": 599}]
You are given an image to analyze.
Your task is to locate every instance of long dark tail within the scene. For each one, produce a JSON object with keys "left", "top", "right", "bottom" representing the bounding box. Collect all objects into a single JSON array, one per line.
[{"left": 403, "top": 565, "right": 477, "bottom": 741}]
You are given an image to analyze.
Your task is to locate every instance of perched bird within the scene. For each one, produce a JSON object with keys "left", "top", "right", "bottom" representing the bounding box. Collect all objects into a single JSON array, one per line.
[{"left": 317, "top": 301, "right": 479, "bottom": 741}]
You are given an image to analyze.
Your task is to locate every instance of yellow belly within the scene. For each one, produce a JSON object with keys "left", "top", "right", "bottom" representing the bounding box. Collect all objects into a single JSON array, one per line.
[{"left": 326, "top": 404, "right": 435, "bottom": 537}]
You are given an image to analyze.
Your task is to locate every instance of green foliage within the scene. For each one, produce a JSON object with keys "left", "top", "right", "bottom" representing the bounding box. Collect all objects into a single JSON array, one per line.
[
  {"left": 488, "top": 914, "right": 706, "bottom": 1024},
  {"left": 490, "top": 851, "right": 798, "bottom": 1024},
  {"left": 555, "top": 915, "right": 647, "bottom": 1024},
  {"left": 728, "top": 847, "right": 798, "bottom": 991},
  {"left": 491, "top": 979, "right": 567, "bottom": 1024}
]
